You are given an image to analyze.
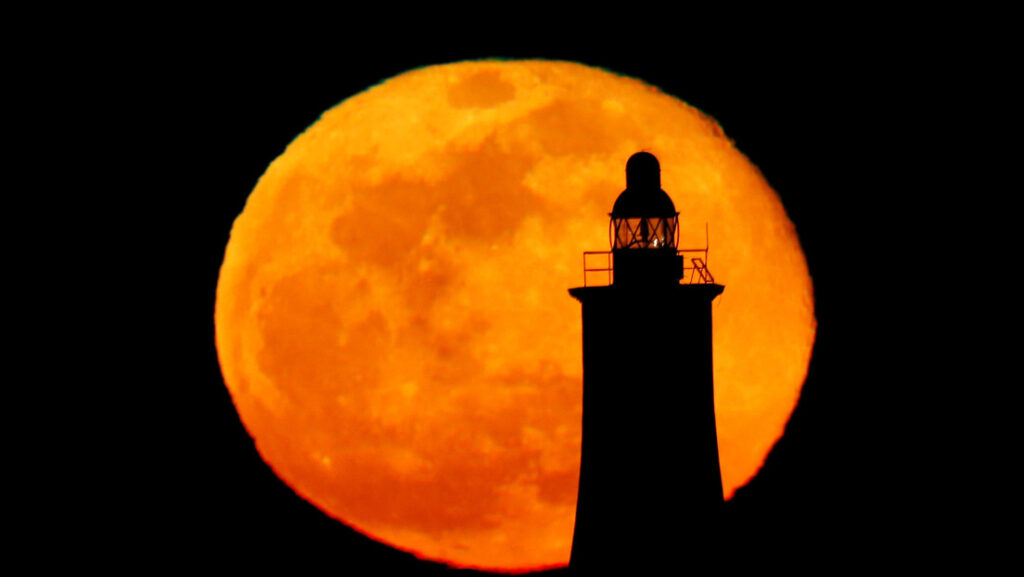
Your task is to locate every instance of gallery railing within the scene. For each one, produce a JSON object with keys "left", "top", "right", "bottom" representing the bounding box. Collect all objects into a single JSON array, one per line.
[{"left": 582, "top": 248, "right": 715, "bottom": 287}]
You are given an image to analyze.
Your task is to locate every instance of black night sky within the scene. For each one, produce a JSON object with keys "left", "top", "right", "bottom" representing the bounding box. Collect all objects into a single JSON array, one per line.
[{"left": 72, "top": 29, "right": 976, "bottom": 572}]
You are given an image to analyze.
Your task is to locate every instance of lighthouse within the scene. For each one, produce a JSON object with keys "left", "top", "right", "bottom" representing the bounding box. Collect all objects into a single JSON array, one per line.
[{"left": 569, "top": 152, "right": 725, "bottom": 571}]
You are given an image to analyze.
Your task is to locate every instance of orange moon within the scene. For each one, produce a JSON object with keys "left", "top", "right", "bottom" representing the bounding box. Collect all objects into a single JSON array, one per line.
[{"left": 215, "top": 60, "right": 815, "bottom": 572}]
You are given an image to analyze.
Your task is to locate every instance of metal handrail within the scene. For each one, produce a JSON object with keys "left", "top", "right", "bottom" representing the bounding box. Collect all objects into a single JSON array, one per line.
[
  {"left": 581, "top": 249, "right": 716, "bottom": 287},
  {"left": 582, "top": 224, "right": 714, "bottom": 287},
  {"left": 583, "top": 251, "right": 613, "bottom": 287}
]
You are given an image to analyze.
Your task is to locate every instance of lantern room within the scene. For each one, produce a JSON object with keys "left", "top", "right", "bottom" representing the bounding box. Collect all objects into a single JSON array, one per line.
[
  {"left": 609, "top": 152, "right": 684, "bottom": 286},
  {"left": 611, "top": 152, "right": 680, "bottom": 250}
]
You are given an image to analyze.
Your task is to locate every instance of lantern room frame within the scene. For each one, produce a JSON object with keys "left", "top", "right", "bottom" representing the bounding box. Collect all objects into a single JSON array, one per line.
[{"left": 610, "top": 215, "right": 680, "bottom": 250}]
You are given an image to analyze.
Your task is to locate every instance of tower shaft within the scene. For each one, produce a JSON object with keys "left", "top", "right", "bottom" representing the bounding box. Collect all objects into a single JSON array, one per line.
[{"left": 569, "top": 283, "right": 724, "bottom": 571}]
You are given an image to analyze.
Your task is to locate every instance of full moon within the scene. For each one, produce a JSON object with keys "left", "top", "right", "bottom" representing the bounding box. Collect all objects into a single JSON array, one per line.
[{"left": 215, "top": 60, "right": 815, "bottom": 572}]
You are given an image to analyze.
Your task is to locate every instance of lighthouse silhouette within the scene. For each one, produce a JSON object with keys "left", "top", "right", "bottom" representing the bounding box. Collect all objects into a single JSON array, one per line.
[{"left": 568, "top": 152, "right": 725, "bottom": 572}]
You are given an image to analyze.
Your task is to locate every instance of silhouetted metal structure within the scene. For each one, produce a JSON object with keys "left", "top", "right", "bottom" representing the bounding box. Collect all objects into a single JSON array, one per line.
[{"left": 569, "top": 152, "right": 725, "bottom": 572}]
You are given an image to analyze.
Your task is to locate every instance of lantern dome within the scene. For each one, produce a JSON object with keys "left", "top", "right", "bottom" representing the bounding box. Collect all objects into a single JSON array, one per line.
[{"left": 611, "top": 152, "right": 677, "bottom": 218}]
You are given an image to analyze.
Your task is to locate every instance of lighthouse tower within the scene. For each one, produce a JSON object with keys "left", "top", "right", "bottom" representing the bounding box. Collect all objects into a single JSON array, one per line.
[{"left": 569, "top": 152, "right": 725, "bottom": 571}]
